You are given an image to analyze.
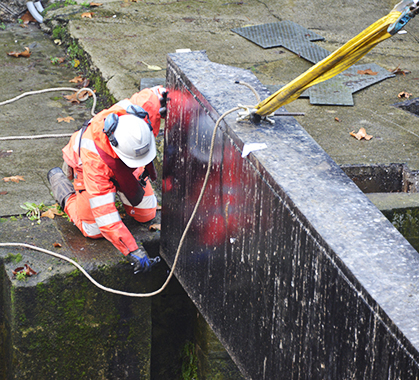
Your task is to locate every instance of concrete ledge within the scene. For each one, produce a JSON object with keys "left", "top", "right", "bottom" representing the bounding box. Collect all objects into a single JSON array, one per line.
[
  {"left": 161, "top": 51, "right": 419, "bottom": 379},
  {"left": 367, "top": 192, "right": 419, "bottom": 211},
  {"left": 0, "top": 217, "right": 159, "bottom": 379}
]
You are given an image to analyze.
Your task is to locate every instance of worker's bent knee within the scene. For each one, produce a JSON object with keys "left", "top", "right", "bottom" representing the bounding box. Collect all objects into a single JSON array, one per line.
[{"left": 125, "top": 205, "right": 157, "bottom": 223}]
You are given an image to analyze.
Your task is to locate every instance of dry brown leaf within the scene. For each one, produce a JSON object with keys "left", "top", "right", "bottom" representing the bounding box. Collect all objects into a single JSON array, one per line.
[
  {"left": 398, "top": 91, "right": 413, "bottom": 99},
  {"left": 13, "top": 264, "right": 37, "bottom": 277},
  {"left": 12, "top": 267, "right": 24, "bottom": 275},
  {"left": 3, "top": 175, "right": 25, "bottom": 183},
  {"left": 350, "top": 128, "right": 373, "bottom": 141},
  {"left": 69, "top": 75, "right": 84, "bottom": 83},
  {"left": 357, "top": 69, "right": 378, "bottom": 76},
  {"left": 57, "top": 116, "right": 75, "bottom": 123},
  {"left": 7, "top": 47, "right": 31, "bottom": 58},
  {"left": 21, "top": 11, "right": 37, "bottom": 24},
  {"left": 0, "top": 191, "right": 8, "bottom": 195},
  {"left": 334, "top": 117, "right": 341, "bottom": 122},
  {"left": 90, "top": 2, "right": 103, "bottom": 6},
  {"left": 149, "top": 223, "right": 161, "bottom": 231},
  {"left": 41, "top": 208, "right": 63, "bottom": 219},
  {"left": 389, "top": 65, "right": 411, "bottom": 76},
  {"left": 53, "top": 242, "right": 62, "bottom": 248},
  {"left": 64, "top": 92, "right": 81, "bottom": 103},
  {"left": 81, "top": 12, "right": 94, "bottom": 18},
  {"left": 25, "top": 264, "right": 37, "bottom": 276}
]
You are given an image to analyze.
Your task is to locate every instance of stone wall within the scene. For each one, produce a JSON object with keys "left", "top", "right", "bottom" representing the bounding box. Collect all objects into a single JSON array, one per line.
[{"left": 161, "top": 51, "right": 419, "bottom": 379}]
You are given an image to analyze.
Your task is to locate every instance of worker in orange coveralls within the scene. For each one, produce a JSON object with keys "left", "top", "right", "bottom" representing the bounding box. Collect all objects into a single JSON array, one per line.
[{"left": 47, "top": 86, "right": 168, "bottom": 274}]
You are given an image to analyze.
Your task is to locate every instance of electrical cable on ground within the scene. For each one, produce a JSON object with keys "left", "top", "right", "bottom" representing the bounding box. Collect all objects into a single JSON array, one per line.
[{"left": 0, "top": 87, "right": 97, "bottom": 142}]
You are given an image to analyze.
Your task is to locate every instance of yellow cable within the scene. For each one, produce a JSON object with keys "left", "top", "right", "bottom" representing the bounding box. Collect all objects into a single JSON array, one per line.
[{"left": 255, "top": 10, "right": 402, "bottom": 116}]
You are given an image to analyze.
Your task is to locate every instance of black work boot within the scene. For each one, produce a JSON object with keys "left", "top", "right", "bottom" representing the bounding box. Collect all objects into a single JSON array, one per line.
[{"left": 47, "top": 167, "right": 75, "bottom": 209}]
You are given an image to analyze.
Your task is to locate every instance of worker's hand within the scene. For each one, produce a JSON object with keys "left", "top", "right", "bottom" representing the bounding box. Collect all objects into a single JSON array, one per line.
[
  {"left": 127, "top": 247, "right": 160, "bottom": 274},
  {"left": 150, "top": 85, "right": 169, "bottom": 118}
]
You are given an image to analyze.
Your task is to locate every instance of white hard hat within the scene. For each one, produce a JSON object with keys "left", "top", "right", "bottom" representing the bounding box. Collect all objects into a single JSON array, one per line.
[{"left": 110, "top": 114, "right": 156, "bottom": 168}]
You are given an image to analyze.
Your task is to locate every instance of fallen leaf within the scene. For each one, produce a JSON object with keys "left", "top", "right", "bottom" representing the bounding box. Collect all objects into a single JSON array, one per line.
[
  {"left": 7, "top": 47, "right": 31, "bottom": 58},
  {"left": 53, "top": 242, "right": 62, "bottom": 248},
  {"left": 389, "top": 65, "right": 411, "bottom": 76},
  {"left": 64, "top": 92, "right": 81, "bottom": 103},
  {"left": 54, "top": 39, "right": 62, "bottom": 45},
  {"left": 0, "top": 191, "right": 8, "bottom": 195},
  {"left": 21, "top": 11, "right": 37, "bottom": 24},
  {"left": 69, "top": 75, "right": 84, "bottom": 83},
  {"left": 90, "top": 2, "right": 103, "bottom": 6},
  {"left": 3, "top": 175, "right": 25, "bottom": 183},
  {"left": 141, "top": 61, "right": 162, "bottom": 71},
  {"left": 25, "top": 264, "right": 37, "bottom": 276},
  {"left": 57, "top": 116, "right": 75, "bottom": 123},
  {"left": 357, "top": 69, "right": 378, "bottom": 76},
  {"left": 398, "top": 91, "right": 413, "bottom": 99},
  {"left": 350, "top": 128, "right": 373, "bottom": 141},
  {"left": 64, "top": 90, "right": 93, "bottom": 103},
  {"left": 81, "top": 12, "right": 94, "bottom": 18},
  {"left": 334, "top": 117, "right": 341, "bottom": 122},
  {"left": 0, "top": 150, "right": 13, "bottom": 158},
  {"left": 12, "top": 267, "right": 24, "bottom": 275},
  {"left": 41, "top": 208, "right": 63, "bottom": 219},
  {"left": 149, "top": 223, "right": 161, "bottom": 231}
]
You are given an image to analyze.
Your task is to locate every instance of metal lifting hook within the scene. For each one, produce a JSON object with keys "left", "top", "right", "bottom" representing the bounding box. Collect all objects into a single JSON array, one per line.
[{"left": 388, "top": 0, "right": 419, "bottom": 35}]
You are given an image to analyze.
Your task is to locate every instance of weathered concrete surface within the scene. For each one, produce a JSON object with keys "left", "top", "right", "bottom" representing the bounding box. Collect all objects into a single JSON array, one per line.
[
  {"left": 40, "top": 0, "right": 419, "bottom": 176},
  {"left": 162, "top": 50, "right": 419, "bottom": 379},
  {"left": 0, "top": 216, "right": 161, "bottom": 379}
]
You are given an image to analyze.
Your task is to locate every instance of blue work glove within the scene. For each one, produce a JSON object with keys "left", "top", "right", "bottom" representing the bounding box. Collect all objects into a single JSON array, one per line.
[{"left": 127, "top": 247, "right": 160, "bottom": 274}]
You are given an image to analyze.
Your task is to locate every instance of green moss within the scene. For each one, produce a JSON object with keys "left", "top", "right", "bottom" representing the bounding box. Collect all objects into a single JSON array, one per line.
[
  {"left": 181, "top": 341, "right": 199, "bottom": 380},
  {"left": 5, "top": 253, "right": 22, "bottom": 265},
  {"left": 3, "top": 264, "right": 152, "bottom": 378}
]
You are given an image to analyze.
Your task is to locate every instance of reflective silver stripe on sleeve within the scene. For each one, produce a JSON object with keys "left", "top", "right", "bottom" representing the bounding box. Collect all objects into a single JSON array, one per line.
[
  {"left": 117, "top": 192, "right": 157, "bottom": 209},
  {"left": 80, "top": 138, "right": 99, "bottom": 154},
  {"left": 135, "top": 194, "right": 157, "bottom": 209},
  {"left": 82, "top": 221, "right": 101, "bottom": 237},
  {"left": 95, "top": 211, "right": 121, "bottom": 227},
  {"left": 89, "top": 193, "right": 116, "bottom": 209}
]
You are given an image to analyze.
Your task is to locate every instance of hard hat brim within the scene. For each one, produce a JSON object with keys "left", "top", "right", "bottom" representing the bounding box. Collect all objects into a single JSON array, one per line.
[{"left": 114, "top": 136, "right": 156, "bottom": 168}]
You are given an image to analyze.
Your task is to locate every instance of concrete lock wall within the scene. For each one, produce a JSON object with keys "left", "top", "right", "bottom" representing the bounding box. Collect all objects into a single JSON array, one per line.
[{"left": 161, "top": 51, "right": 419, "bottom": 379}]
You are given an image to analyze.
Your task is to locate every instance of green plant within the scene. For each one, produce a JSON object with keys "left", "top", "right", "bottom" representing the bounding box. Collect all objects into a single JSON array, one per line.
[
  {"left": 52, "top": 25, "right": 65, "bottom": 40},
  {"left": 0, "top": 22, "right": 6, "bottom": 30},
  {"left": 67, "top": 41, "right": 83, "bottom": 61},
  {"left": 181, "top": 341, "right": 198, "bottom": 380},
  {"left": 16, "top": 271, "right": 27, "bottom": 281},
  {"left": 50, "top": 56, "right": 60, "bottom": 65},
  {"left": 20, "top": 202, "right": 47, "bottom": 224}
]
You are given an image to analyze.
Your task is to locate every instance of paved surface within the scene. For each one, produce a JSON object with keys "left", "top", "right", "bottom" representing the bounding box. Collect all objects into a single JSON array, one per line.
[{"left": 1, "top": 0, "right": 419, "bottom": 237}]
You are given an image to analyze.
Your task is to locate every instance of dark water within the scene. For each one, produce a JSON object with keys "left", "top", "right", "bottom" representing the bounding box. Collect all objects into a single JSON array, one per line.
[{"left": 383, "top": 208, "right": 419, "bottom": 253}]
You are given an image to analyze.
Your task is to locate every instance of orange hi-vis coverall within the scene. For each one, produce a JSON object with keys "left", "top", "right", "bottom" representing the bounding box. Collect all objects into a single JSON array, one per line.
[{"left": 62, "top": 89, "right": 161, "bottom": 255}]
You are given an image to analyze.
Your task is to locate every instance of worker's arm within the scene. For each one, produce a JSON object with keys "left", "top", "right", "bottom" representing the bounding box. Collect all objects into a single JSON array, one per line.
[{"left": 83, "top": 158, "right": 138, "bottom": 255}]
